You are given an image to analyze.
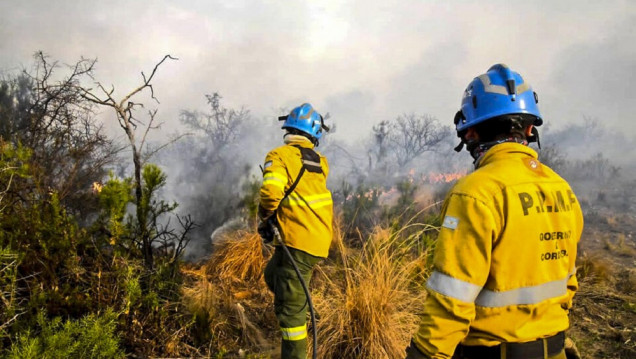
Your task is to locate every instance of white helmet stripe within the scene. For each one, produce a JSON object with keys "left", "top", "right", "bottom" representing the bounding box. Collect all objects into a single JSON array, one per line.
[
  {"left": 298, "top": 108, "right": 314, "bottom": 120},
  {"left": 478, "top": 74, "right": 532, "bottom": 96}
]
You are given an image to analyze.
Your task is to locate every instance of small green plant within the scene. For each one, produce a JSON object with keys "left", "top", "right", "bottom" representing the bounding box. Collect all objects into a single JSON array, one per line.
[
  {"left": 5, "top": 310, "right": 124, "bottom": 359},
  {"left": 213, "top": 348, "right": 228, "bottom": 358},
  {"left": 622, "top": 302, "right": 636, "bottom": 314},
  {"left": 240, "top": 175, "right": 262, "bottom": 221},
  {"left": 98, "top": 172, "right": 134, "bottom": 247},
  {"left": 0, "top": 141, "right": 31, "bottom": 212},
  {"left": 341, "top": 181, "right": 383, "bottom": 240},
  {"left": 0, "top": 246, "right": 20, "bottom": 342}
]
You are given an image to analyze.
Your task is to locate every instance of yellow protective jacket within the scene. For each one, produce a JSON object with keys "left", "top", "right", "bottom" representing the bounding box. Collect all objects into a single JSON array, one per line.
[
  {"left": 258, "top": 136, "right": 333, "bottom": 258},
  {"left": 412, "top": 142, "right": 584, "bottom": 358}
]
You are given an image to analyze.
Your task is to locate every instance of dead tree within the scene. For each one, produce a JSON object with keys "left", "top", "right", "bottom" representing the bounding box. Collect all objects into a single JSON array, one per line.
[
  {"left": 0, "top": 52, "right": 118, "bottom": 217},
  {"left": 369, "top": 120, "right": 390, "bottom": 172},
  {"left": 80, "top": 55, "right": 177, "bottom": 270},
  {"left": 387, "top": 113, "right": 448, "bottom": 169},
  {"left": 179, "top": 92, "right": 249, "bottom": 163}
]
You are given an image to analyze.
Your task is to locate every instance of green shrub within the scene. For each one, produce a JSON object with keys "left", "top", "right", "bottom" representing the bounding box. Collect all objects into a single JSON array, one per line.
[
  {"left": 0, "top": 246, "right": 20, "bottom": 343},
  {"left": 5, "top": 310, "right": 124, "bottom": 359}
]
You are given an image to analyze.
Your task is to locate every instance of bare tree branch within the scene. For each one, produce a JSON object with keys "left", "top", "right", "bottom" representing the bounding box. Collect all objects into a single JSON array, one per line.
[
  {"left": 122, "top": 54, "right": 178, "bottom": 106},
  {"left": 387, "top": 113, "right": 449, "bottom": 169},
  {"left": 77, "top": 55, "right": 180, "bottom": 270}
]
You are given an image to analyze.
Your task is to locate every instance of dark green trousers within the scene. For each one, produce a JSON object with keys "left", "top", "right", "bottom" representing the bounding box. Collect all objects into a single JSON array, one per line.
[{"left": 264, "top": 246, "right": 321, "bottom": 359}]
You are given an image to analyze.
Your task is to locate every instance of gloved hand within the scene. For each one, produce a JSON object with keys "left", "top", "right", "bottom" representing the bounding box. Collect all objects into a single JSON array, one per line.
[{"left": 257, "top": 218, "right": 275, "bottom": 243}]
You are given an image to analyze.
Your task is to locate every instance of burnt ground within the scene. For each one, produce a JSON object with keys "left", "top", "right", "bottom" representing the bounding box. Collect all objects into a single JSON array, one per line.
[{"left": 568, "top": 206, "right": 636, "bottom": 358}]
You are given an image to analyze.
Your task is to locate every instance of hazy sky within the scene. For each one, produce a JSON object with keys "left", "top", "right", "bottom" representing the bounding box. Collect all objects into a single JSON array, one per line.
[{"left": 1, "top": 0, "right": 635, "bottom": 141}]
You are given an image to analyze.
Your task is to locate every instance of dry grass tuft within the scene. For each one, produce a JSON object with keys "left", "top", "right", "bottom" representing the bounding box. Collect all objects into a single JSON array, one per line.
[
  {"left": 576, "top": 251, "right": 612, "bottom": 285},
  {"left": 205, "top": 229, "right": 271, "bottom": 285},
  {"left": 182, "top": 229, "right": 276, "bottom": 355},
  {"left": 313, "top": 226, "right": 430, "bottom": 359},
  {"left": 614, "top": 234, "right": 636, "bottom": 257},
  {"left": 182, "top": 214, "right": 438, "bottom": 358}
]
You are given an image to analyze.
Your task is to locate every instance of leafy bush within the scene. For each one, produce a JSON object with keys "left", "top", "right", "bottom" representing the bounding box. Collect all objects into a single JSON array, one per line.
[
  {"left": 0, "top": 246, "right": 20, "bottom": 344},
  {"left": 4, "top": 310, "right": 124, "bottom": 359},
  {"left": 339, "top": 181, "right": 383, "bottom": 241}
]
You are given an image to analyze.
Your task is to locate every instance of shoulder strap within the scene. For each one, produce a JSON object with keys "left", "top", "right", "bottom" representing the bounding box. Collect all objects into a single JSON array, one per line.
[
  {"left": 283, "top": 166, "right": 305, "bottom": 200},
  {"left": 294, "top": 145, "right": 323, "bottom": 173}
]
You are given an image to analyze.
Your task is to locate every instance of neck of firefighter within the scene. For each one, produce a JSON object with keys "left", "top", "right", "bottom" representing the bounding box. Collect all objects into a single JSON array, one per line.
[{"left": 465, "top": 125, "right": 533, "bottom": 167}]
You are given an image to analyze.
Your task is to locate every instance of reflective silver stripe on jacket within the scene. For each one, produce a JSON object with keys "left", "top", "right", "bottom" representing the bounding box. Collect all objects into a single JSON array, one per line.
[
  {"left": 475, "top": 277, "right": 568, "bottom": 307},
  {"left": 426, "top": 271, "right": 483, "bottom": 303},
  {"left": 427, "top": 269, "right": 576, "bottom": 307}
]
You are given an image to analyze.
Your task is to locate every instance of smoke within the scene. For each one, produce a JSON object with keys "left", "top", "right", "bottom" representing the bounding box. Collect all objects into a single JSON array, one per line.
[
  {"left": 542, "top": 15, "right": 636, "bottom": 136},
  {"left": 153, "top": 95, "right": 285, "bottom": 259},
  {"left": 539, "top": 119, "right": 636, "bottom": 214},
  {"left": 151, "top": 95, "right": 635, "bottom": 261}
]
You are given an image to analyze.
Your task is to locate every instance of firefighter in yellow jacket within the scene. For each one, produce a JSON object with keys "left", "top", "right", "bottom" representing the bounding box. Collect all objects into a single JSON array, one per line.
[
  {"left": 405, "top": 64, "right": 584, "bottom": 359},
  {"left": 258, "top": 103, "right": 333, "bottom": 359}
]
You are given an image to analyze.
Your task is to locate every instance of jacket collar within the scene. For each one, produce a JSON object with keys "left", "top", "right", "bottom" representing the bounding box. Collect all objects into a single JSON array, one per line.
[
  {"left": 476, "top": 142, "right": 538, "bottom": 169},
  {"left": 284, "top": 134, "right": 314, "bottom": 148}
]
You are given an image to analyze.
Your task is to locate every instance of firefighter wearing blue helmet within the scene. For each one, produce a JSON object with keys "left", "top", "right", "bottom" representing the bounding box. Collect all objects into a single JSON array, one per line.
[
  {"left": 280, "top": 103, "right": 327, "bottom": 145},
  {"left": 453, "top": 63, "right": 543, "bottom": 164},
  {"left": 258, "top": 103, "right": 333, "bottom": 359},
  {"left": 406, "top": 65, "right": 583, "bottom": 359}
]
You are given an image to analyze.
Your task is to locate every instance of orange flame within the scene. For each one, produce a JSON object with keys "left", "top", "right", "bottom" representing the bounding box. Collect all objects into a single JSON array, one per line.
[
  {"left": 91, "top": 182, "right": 103, "bottom": 194},
  {"left": 423, "top": 171, "right": 466, "bottom": 183}
]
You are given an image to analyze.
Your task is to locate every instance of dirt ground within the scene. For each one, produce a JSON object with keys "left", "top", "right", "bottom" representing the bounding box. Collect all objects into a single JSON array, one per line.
[{"left": 568, "top": 208, "right": 636, "bottom": 358}]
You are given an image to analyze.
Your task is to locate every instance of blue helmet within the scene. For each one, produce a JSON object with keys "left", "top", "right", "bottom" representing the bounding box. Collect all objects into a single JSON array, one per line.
[
  {"left": 279, "top": 103, "right": 328, "bottom": 140},
  {"left": 455, "top": 64, "right": 542, "bottom": 133}
]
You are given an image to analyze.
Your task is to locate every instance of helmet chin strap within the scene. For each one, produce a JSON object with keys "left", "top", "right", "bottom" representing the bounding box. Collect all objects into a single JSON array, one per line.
[
  {"left": 454, "top": 139, "right": 466, "bottom": 152},
  {"left": 528, "top": 126, "right": 541, "bottom": 149}
]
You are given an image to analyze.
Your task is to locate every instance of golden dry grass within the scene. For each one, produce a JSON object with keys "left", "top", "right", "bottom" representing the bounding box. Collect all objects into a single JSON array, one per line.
[
  {"left": 205, "top": 229, "right": 271, "bottom": 285},
  {"left": 312, "top": 225, "right": 431, "bottom": 359},
  {"left": 183, "top": 214, "right": 437, "bottom": 358},
  {"left": 182, "top": 229, "right": 276, "bottom": 355}
]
